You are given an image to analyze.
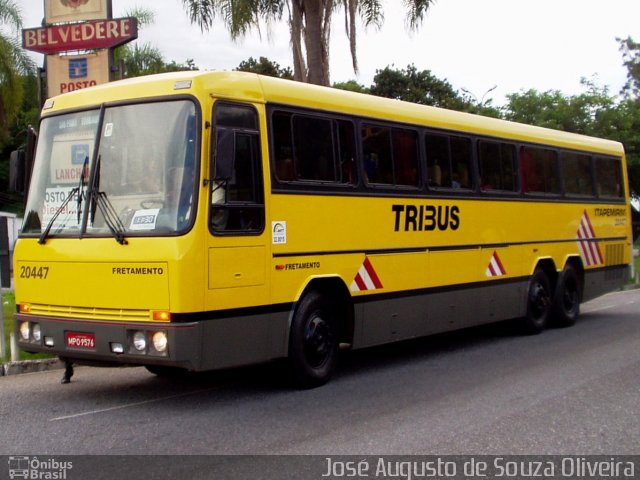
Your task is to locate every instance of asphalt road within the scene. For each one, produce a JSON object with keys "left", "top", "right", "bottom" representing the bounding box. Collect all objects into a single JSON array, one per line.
[{"left": 1, "top": 289, "right": 639, "bottom": 458}]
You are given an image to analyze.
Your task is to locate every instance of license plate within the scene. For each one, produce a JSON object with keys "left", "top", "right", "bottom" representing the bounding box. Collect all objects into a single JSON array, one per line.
[{"left": 65, "top": 332, "right": 96, "bottom": 350}]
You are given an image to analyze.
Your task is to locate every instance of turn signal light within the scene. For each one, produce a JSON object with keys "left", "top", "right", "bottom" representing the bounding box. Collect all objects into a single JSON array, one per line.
[
  {"left": 19, "top": 304, "right": 31, "bottom": 313},
  {"left": 152, "top": 310, "right": 171, "bottom": 322}
]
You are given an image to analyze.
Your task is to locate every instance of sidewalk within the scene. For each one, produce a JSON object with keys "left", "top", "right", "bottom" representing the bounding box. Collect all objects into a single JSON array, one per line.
[{"left": 1, "top": 358, "right": 63, "bottom": 376}]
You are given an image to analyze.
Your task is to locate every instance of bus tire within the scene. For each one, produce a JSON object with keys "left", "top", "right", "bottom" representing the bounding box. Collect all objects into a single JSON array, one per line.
[
  {"left": 522, "top": 268, "right": 552, "bottom": 335},
  {"left": 288, "top": 291, "right": 338, "bottom": 389},
  {"left": 551, "top": 264, "right": 580, "bottom": 327}
]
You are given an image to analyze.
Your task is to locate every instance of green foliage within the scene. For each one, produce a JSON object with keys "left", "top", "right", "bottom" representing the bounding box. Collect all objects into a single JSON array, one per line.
[
  {"left": 0, "top": 0, "right": 36, "bottom": 131},
  {"left": 235, "top": 56, "right": 293, "bottom": 79},
  {"left": 370, "top": 64, "right": 467, "bottom": 109},
  {"left": 619, "top": 36, "right": 640, "bottom": 98},
  {"left": 333, "top": 80, "right": 370, "bottom": 93}
]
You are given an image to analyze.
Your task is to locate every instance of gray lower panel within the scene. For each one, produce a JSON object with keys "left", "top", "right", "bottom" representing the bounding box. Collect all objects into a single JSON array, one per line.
[
  {"left": 354, "top": 280, "right": 528, "bottom": 349},
  {"left": 582, "top": 265, "right": 629, "bottom": 302},
  {"left": 199, "top": 311, "right": 290, "bottom": 371}
]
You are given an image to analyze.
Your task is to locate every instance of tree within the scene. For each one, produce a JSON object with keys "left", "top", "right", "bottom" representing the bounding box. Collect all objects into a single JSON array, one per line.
[
  {"left": 333, "top": 79, "right": 369, "bottom": 93},
  {"left": 618, "top": 36, "right": 640, "bottom": 98},
  {"left": 367, "top": 64, "right": 502, "bottom": 117},
  {"left": 0, "top": 0, "right": 35, "bottom": 133},
  {"left": 181, "top": 0, "right": 435, "bottom": 86},
  {"left": 504, "top": 78, "right": 640, "bottom": 197},
  {"left": 371, "top": 64, "right": 467, "bottom": 109},
  {"left": 235, "top": 56, "right": 293, "bottom": 79}
]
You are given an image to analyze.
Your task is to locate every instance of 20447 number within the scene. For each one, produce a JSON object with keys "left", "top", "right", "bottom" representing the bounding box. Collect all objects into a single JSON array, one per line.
[{"left": 20, "top": 265, "right": 49, "bottom": 280}]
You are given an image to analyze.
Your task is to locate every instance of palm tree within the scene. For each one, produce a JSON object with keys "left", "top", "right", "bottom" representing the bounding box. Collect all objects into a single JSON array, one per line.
[
  {"left": 0, "top": 0, "right": 35, "bottom": 129},
  {"left": 181, "top": 0, "right": 435, "bottom": 86}
]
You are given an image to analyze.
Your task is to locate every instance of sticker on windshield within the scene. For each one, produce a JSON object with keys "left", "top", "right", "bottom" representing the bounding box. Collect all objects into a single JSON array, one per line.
[
  {"left": 129, "top": 209, "right": 160, "bottom": 231},
  {"left": 104, "top": 123, "right": 113, "bottom": 137}
]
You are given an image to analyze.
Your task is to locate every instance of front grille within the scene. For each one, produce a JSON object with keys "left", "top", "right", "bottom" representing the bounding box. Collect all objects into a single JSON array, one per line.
[{"left": 27, "top": 304, "right": 151, "bottom": 322}]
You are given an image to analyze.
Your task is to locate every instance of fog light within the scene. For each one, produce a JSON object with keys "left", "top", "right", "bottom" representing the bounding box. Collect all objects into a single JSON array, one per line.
[
  {"left": 32, "top": 324, "right": 42, "bottom": 342},
  {"left": 19, "top": 322, "right": 30, "bottom": 341},
  {"left": 132, "top": 331, "right": 147, "bottom": 352},
  {"left": 111, "top": 343, "right": 124, "bottom": 354},
  {"left": 151, "top": 331, "right": 168, "bottom": 353},
  {"left": 44, "top": 337, "right": 55, "bottom": 347}
]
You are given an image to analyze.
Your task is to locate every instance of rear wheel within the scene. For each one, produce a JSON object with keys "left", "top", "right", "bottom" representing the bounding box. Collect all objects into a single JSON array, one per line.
[
  {"left": 552, "top": 264, "right": 580, "bottom": 327},
  {"left": 288, "top": 291, "right": 338, "bottom": 389},
  {"left": 522, "top": 268, "right": 552, "bottom": 335}
]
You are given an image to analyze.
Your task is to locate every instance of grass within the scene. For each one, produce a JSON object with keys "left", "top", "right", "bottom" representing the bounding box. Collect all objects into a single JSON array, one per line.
[{"left": 2, "top": 291, "right": 52, "bottom": 363}]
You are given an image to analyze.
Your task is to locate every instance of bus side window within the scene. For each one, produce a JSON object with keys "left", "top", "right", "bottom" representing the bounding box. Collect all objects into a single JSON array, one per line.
[
  {"left": 362, "top": 125, "right": 393, "bottom": 184},
  {"left": 363, "top": 124, "right": 419, "bottom": 187},
  {"left": 561, "top": 151, "right": 594, "bottom": 196},
  {"left": 478, "top": 140, "right": 517, "bottom": 192},
  {"left": 594, "top": 156, "right": 623, "bottom": 198},
  {"left": 425, "top": 133, "right": 473, "bottom": 190},
  {"left": 521, "top": 145, "right": 559, "bottom": 194}
]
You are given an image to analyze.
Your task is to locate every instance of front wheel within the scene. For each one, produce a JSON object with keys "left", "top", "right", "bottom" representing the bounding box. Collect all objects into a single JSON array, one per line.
[
  {"left": 288, "top": 291, "right": 339, "bottom": 389},
  {"left": 522, "top": 268, "right": 552, "bottom": 335}
]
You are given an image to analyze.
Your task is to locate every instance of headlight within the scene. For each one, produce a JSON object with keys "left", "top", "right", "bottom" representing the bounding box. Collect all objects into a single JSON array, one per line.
[
  {"left": 151, "top": 331, "right": 168, "bottom": 353},
  {"left": 32, "top": 324, "right": 42, "bottom": 342},
  {"left": 132, "top": 331, "right": 147, "bottom": 351},
  {"left": 19, "top": 322, "right": 30, "bottom": 341}
]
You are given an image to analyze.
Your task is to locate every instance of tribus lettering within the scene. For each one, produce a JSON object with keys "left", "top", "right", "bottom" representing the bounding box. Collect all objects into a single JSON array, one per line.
[{"left": 392, "top": 204, "right": 460, "bottom": 232}]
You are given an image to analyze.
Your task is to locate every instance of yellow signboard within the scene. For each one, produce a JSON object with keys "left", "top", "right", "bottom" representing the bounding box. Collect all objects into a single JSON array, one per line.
[
  {"left": 45, "top": 0, "right": 109, "bottom": 24},
  {"left": 47, "top": 51, "right": 110, "bottom": 98}
]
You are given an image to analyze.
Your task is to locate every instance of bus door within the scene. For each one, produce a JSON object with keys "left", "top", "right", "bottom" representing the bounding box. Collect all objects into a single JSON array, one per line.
[{"left": 206, "top": 102, "right": 269, "bottom": 309}]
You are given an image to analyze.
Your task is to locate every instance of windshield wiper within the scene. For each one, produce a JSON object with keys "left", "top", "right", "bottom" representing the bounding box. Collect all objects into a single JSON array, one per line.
[
  {"left": 38, "top": 156, "right": 88, "bottom": 245},
  {"left": 91, "top": 189, "right": 128, "bottom": 245},
  {"left": 38, "top": 187, "right": 79, "bottom": 245},
  {"left": 88, "top": 154, "right": 127, "bottom": 245}
]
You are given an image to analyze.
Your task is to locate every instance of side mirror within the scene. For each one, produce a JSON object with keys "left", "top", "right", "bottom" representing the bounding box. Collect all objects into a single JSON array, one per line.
[
  {"left": 213, "top": 129, "right": 235, "bottom": 181},
  {"left": 10, "top": 126, "right": 37, "bottom": 197},
  {"left": 9, "top": 149, "right": 26, "bottom": 193}
]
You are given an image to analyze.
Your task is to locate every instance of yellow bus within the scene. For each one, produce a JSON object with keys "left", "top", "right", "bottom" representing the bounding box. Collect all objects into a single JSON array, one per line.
[{"left": 13, "top": 71, "right": 632, "bottom": 387}]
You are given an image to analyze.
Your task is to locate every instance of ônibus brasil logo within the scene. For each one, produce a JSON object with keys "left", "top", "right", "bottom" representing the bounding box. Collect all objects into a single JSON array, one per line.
[{"left": 8, "top": 456, "right": 73, "bottom": 479}]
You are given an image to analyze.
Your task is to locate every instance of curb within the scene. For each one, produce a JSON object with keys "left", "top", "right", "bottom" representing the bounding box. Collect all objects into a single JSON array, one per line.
[{"left": 1, "top": 358, "right": 63, "bottom": 376}]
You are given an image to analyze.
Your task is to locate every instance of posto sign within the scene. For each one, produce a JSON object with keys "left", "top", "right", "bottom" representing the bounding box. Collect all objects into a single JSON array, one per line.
[
  {"left": 47, "top": 51, "right": 110, "bottom": 97},
  {"left": 21, "top": 0, "right": 138, "bottom": 99}
]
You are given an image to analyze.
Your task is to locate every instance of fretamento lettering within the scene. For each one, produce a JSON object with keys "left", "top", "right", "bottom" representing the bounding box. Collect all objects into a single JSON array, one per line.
[
  {"left": 392, "top": 204, "right": 460, "bottom": 232},
  {"left": 112, "top": 267, "right": 164, "bottom": 275}
]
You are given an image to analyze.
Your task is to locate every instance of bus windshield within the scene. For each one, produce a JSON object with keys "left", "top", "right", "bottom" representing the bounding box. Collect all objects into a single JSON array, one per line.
[{"left": 22, "top": 99, "right": 198, "bottom": 240}]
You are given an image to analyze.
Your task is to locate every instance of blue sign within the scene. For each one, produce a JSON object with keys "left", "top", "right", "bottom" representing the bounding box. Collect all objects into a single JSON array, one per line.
[
  {"left": 68, "top": 58, "right": 88, "bottom": 79},
  {"left": 71, "top": 144, "right": 89, "bottom": 165}
]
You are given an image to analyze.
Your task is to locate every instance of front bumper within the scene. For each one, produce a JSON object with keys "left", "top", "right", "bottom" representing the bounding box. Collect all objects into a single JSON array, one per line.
[{"left": 14, "top": 313, "right": 202, "bottom": 370}]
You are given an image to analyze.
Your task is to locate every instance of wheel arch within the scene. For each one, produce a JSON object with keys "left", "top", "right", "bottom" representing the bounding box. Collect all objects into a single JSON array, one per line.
[
  {"left": 292, "top": 276, "right": 354, "bottom": 347},
  {"left": 532, "top": 257, "right": 559, "bottom": 293}
]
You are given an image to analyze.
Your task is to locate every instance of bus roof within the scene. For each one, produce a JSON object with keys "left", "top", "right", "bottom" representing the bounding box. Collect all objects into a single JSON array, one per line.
[{"left": 45, "top": 70, "right": 624, "bottom": 156}]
